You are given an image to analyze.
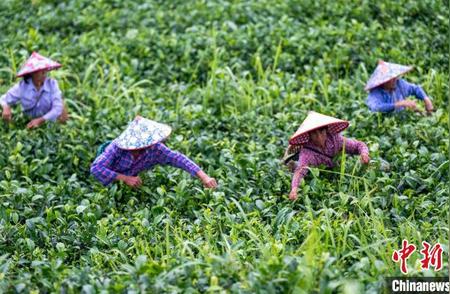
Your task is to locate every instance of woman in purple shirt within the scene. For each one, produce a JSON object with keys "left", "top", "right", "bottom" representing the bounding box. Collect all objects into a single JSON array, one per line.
[
  {"left": 365, "top": 60, "right": 434, "bottom": 113},
  {"left": 0, "top": 52, "right": 68, "bottom": 129},
  {"left": 91, "top": 116, "right": 218, "bottom": 189},
  {"left": 284, "top": 112, "right": 370, "bottom": 201}
]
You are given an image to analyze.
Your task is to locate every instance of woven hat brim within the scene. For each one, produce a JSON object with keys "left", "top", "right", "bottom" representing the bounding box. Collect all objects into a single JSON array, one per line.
[
  {"left": 17, "top": 64, "right": 62, "bottom": 77},
  {"left": 16, "top": 52, "right": 62, "bottom": 78},
  {"left": 115, "top": 118, "right": 172, "bottom": 150},
  {"left": 289, "top": 121, "right": 349, "bottom": 145},
  {"left": 364, "top": 64, "right": 413, "bottom": 91}
]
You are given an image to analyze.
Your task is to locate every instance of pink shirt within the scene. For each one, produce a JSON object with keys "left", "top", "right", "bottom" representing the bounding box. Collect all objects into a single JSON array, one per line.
[{"left": 291, "top": 134, "right": 369, "bottom": 190}]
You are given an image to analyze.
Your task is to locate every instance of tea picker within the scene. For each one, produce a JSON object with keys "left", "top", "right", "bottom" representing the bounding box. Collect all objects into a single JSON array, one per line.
[
  {"left": 1, "top": 52, "right": 69, "bottom": 129},
  {"left": 283, "top": 112, "right": 370, "bottom": 201},
  {"left": 365, "top": 60, "right": 434, "bottom": 114},
  {"left": 91, "top": 116, "right": 218, "bottom": 189}
]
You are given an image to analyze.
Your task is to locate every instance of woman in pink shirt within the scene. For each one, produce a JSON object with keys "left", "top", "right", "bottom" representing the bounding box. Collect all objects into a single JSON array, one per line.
[{"left": 284, "top": 112, "right": 370, "bottom": 201}]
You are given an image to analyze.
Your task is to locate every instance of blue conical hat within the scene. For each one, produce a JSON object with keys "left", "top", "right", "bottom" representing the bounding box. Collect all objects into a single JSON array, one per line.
[
  {"left": 115, "top": 116, "right": 172, "bottom": 150},
  {"left": 365, "top": 60, "right": 413, "bottom": 91}
]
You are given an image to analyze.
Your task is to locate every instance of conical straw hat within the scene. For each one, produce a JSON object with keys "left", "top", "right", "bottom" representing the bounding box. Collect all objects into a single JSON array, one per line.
[
  {"left": 115, "top": 116, "right": 172, "bottom": 150},
  {"left": 364, "top": 60, "right": 413, "bottom": 91},
  {"left": 16, "top": 52, "right": 62, "bottom": 77},
  {"left": 289, "top": 111, "right": 349, "bottom": 145}
]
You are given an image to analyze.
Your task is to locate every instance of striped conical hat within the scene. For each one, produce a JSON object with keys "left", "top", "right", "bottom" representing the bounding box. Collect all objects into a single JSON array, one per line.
[
  {"left": 16, "top": 52, "right": 62, "bottom": 77},
  {"left": 365, "top": 60, "right": 413, "bottom": 91},
  {"left": 289, "top": 111, "right": 349, "bottom": 145},
  {"left": 115, "top": 116, "right": 172, "bottom": 150}
]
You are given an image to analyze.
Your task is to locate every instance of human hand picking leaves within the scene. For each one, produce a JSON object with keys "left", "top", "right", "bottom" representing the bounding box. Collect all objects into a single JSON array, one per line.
[
  {"left": 395, "top": 99, "right": 417, "bottom": 111},
  {"left": 2, "top": 105, "right": 12, "bottom": 122},
  {"left": 116, "top": 174, "right": 142, "bottom": 188},
  {"left": 289, "top": 188, "right": 298, "bottom": 201},
  {"left": 424, "top": 97, "right": 434, "bottom": 114},
  {"left": 360, "top": 153, "right": 370, "bottom": 164},
  {"left": 26, "top": 117, "right": 45, "bottom": 129},
  {"left": 197, "top": 170, "right": 218, "bottom": 189}
]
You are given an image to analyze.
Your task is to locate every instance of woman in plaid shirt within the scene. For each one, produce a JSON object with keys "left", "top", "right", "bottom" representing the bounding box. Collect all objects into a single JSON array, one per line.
[
  {"left": 284, "top": 112, "right": 370, "bottom": 201},
  {"left": 91, "top": 116, "right": 217, "bottom": 189}
]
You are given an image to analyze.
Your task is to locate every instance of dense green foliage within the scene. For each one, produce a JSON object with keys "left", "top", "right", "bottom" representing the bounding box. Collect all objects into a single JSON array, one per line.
[{"left": 0, "top": 0, "right": 448, "bottom": 292}]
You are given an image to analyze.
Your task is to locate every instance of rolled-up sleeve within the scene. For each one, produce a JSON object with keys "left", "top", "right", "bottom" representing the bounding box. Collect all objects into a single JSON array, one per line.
[
  {"left": 400, "top": 79, "right": 427, "bottom": 100},
  {"left": 42, "top": 79, "right": 63, "bottom": 121},
  {"left": 366, "top": 90, "right": 395, "bottom": 113},
  {"left": 153, "top": 143, "right": 201, "bottom": 176},
  {"left": 1, "top": 82, "right": 22, "bottom": 107},
  {"left": 90, "top": 143, "right": 120, "bottom": 186}
]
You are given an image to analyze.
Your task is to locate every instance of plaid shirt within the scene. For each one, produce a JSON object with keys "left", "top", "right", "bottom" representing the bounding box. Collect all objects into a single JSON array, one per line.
[
  {"left": 91, "top": 142, "right": 201, "bottom": 186},
  {"left": 291, "top": 134, "right": 369, "bottom": 190}
]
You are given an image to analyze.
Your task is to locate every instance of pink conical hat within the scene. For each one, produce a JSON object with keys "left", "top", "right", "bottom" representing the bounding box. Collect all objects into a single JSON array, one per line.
[
  {"left": 364, "top": 60, "right": 413, "bottom": 91},
  {"left": 289, "top": 111, "right": 349, "bottom": 145},
  {"left": 16, "top": 52, "right": 62, "bottom": 77}
]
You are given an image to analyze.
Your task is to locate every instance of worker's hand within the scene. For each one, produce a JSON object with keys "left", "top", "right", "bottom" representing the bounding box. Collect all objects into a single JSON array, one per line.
[
  {"left": 119, "top": 175, "right": 142, "bottom": 188},
  {"left": 197, "top": 170, "right": 218, "bottom": 189},
  {"left": 424, "top": 97, "right": 434, "bottom": 114},
  {"left": 360, "top": 153, "right": 370, "bottom": 164},
  {"left": 289, "top": 189, "right": 298, "bottom": 201},
  {"left": 2, "top": 106, "right": 12, "bottom": 122},
  {"left": 26, "top": 117, "right": 46, "bottom": 129}
]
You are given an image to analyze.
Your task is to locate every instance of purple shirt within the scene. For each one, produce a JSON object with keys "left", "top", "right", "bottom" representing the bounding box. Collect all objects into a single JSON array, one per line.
[
  {"left": 90, "top": 141, "right": 201, "bottom": 186},
  {"left": 366, "top": 78, "right": 427, "bottom": 113},
  {"left": 291, "top": 134, "right": 369, "bottom": 190},
  {"left": 0, "top": 78, "right": 63, "bottom": 121}
]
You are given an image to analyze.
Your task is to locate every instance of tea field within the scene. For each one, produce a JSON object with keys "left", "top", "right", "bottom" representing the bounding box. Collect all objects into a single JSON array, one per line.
[{"left": 0, "top": 0, "right": 448, "bottom": 293}]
